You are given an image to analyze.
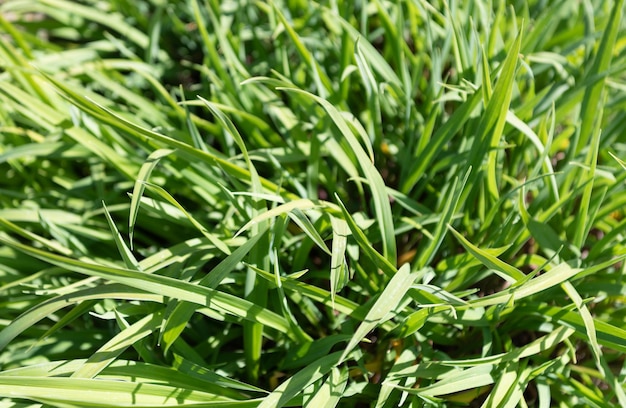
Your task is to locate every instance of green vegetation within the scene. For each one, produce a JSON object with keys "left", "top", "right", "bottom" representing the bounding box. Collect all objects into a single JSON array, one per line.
[{"left": 1, "top": 0, "right": 626, "bottom": 406}]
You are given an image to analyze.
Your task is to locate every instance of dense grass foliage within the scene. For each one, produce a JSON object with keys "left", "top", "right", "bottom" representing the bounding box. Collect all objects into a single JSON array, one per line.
[{"left": 1, "top": 0, "right": 626, "bottom": 406}]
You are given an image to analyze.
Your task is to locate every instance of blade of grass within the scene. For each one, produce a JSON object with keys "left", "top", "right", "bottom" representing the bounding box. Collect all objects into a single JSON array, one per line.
[
  {"left": 128, "top": 148, "right": 175, "bottom": 249},
  {"left": 303, "top": 367, "right": 348, "bottom": 408},
  {"left": 258, "top": 351, "right": 343, "bottom": 408},
  {"left": 329, "top": 216, "right": 349, "bottom": 308},
  {"left": 71, "top": 312, "right": 162, "bottom": 379},
  {"left": 0, "top": 234, "right": 293, "bottom": 339},
  {"left": 276, "top": 87, "right": 397, "bottom": 265},
  {"left": 103, "top": 202, "right": 141, "bottom": 271},
  {"left": 160, "top": 227, "right": 268, "bottom": 354},
  {"left": 573, "top": 0, "right": 624, "bottom": 155},
  {"left": 339, "top": 263, "right": 417, "bottom": 364},
  {"left": 448, "top": 226, "right": 526, "bottom": 283},
  {"left": 466, "top": 27, "right": 522, "bottom": 202}
]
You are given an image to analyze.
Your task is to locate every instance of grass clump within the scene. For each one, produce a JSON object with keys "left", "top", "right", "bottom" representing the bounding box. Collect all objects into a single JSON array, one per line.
[{"left": 1, "top": 0, "right": 626, "bottom": 406}]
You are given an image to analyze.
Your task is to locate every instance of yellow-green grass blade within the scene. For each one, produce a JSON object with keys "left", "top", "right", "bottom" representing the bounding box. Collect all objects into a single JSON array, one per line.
[
  {"left": 339, "top": 264, "right": 417, "bottom": 364},
  {"left": 40, "top": 72, "right": 293, "bottom": 200},
  {"left": 335, "top": 196, "right": 396, "bottom": 277},
  {"left": 0, "top": 283, "right": 163, "bottom": 353},
  {"left": 479, "top": 28, "right": 522, "bottom": 201},
  {"left": 391, "top": 364, "right": 497, "bottom": 398},
  {"left": 0, "top": 376, "right": 252, "bottom": 407},
  {"left": 0, "top": 235, "right": 292, "bottom": 339},
  {"left": 268, "top": 248, "right": 313, "bottom": 343},
  {"left": 525, "top": 304, "right": 626, "bottom": 354},
  {"left": 250, "top": 264, "right": 396, "bottom": 333},
  {"left": 573, "top": 98, "right": 604, "bottom": 249},
  {"left": 303, "top": 367, "right": 348, "bottom": 408},
  {"left": 448, "top": 226, "right": 526, "bottom": 283},
  {"left": 560, "top": 281, "right": 626, "bottom": 404},
  {"left": 321, "top": 6, "right": 403, "bottom": 92},
  {"left": 128, "top": 150, "right": 175, "bottom": 248},
  {"left": 140, "top": 181, "right": 231, "bottom": 255},
  {"left": 259, "top": 351, "right": 343, "bottom": 408},
  {"left": 200, "top": 98, "right": 303, "bottom": 384},
  {"left": 277, "top": 87, "right": 397, "bottom": 265},
  {"left": 414, "top": 169, "right": 470, "bottom": 269},
  {"left": 400, "top": 91, "right": 482, "bottom": 194},
  {"left": 71, "top": 312, "right": 162, "bottom": 379},
  {"left": 432, "top": 326, "right": 574, "bottom": 368},
  {"left": 455, "top": 260, "right": 596, "bottom": 309},
  {"left": 329, "top": 216, "right": 349, "bottom": 308},
  {"left": 103, "top": 202, "right": 141, "bottom": 271},
  {"left": 160, "top": 227, "right": 268, "bottom": 354},
  {"left": 574, "top": 0, "right": 624, "bottom": 155}
]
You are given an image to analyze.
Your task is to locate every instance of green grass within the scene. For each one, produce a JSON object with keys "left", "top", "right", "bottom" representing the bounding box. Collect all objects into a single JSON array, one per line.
[{"left": 1, "top": 0, "right": 625, "bottom": 406}]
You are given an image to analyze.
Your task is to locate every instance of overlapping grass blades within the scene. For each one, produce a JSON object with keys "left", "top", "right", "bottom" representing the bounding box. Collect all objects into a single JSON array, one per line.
[{"left": 1, "top": 0, "right": 625, "bottom": 406}]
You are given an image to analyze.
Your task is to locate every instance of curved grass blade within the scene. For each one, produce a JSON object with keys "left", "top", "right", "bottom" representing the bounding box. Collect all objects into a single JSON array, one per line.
[
  {"left": 0, "top": 376, "right": 253, "bottom": 407},
  {"left": 128, "top": 148, "right": 175, "bottom": 249},
  {"left": 160, "top": 227, "right": 268, "bottom": 353},
  {"left": 448, "top": 226, "right": 526, "bottom": 283},
  {"left": 462, "top": 261, "right": 582, "bottom": 308},
  {"left": 277, "top": 87, "right": 397, "bottom": 265},
  {"left": 391, "top": 364, "right": 497, "bottom": 398},
  {"left": 269, "top": 248, "right": 313, "bottom": 343},
  {"left": 339, "top": 263, "right": 417, "bottom": 364},
  {"left": 71, "top": 312, "right": 162, "bottom": 379},
  {"left": 330, "top": 216, "right": 349, "bottom": 308},
  {"left": 335, "top": 195, "right": 396, "bottom": 277},
  {"left": 258, "top": 351, "right": 343, "bottom": 408},
  {"left": 103, "top": 202, "right": 140, "bottom": 271},
  {"left": 141, "top": 181, "right": 231, "bottom": 255},
  {"left": 303, "top": 367, "right": 348, "bottom": 408},
  {"left": 0, "top": 283, "right": 164, "bottom": 351},
  {"left": 0, "top": 235, "right": 292, "bottom": 339}
]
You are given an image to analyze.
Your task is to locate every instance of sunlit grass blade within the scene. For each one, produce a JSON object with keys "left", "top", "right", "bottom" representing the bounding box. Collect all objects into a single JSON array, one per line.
[
  {"left": 339, "top": 264, "right": 417, "bottom": 363},
  {"left": 573, "top": 102, "right": 604, "bottom": 249},
  {"left": 236, "top": 199, "right": 319, "bottom": 236},
  {"left": 160, "top": 227, "right": 268, "bottom": 353},
  {"left": 0, "top": 234, "right": 292, "bottom": 336},
  {"left": 268, "top": 248, "right": 313, "bottom": 343},
  {"left": 0, "top": 283, "right": 163, "bottom": 351},
  {"left": 71, "top": 312, "right": 161, "bottom": 379},
  {"left": 414, "top": 169, "right": 470, "bottom": 269},
  {"left": 329, "top": 216, "right": 349, "bottom": 308},
  {"left": 448, "top": 226, "right": 526, "bottom": 283},
  {"left": 303, "top": 367, "right": 348, "bottom": 408},
  {"left": 393, "top": 364, "right": 497, "bottom": 399},
  {"left": 463, "top": 262, "right": 582, "bottom": 308},
  {"left": 140, "top": 181, "right": 231, "bottom": 255},
  {"left": 259, "top": 351, "right": 343, "bottom": 408},
  {"left": 277, "top": 87, "right": 397, "bottom": 265},
  {"left": 472, "top": 27, "right": 522, "bottom": 201},
  {"left": 335, "top": 196, "right": 395, "bottom": 277},
  {"left": 400, "top": 91, "right": 482, "bottom": 194},
  {"left": 102, "top": 203, "right": 140, "bottom": 271},
  {"left": 0, "top": 376, "right": 249, "bottom": 406},
  {"left": 128, "top": 148, "right": 174, "bottom": 248},
  {"left": 573, "top": 0, "right": 624, "bottom": 155}
]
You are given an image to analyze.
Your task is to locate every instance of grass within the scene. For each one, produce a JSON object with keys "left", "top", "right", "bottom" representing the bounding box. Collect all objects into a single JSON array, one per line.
[{"left": 0, "top": 0, "right": 625, "bottom": 406}]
